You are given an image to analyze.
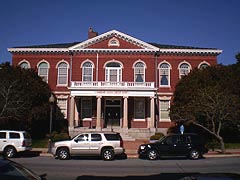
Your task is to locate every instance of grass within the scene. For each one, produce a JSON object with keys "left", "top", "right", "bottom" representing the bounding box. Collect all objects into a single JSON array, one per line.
[
  {"left": 225, "top": 143, "right": 240, "bottom": 149},
  {"left": 32, "top": 139, "right": 49, "bottom": 148}
]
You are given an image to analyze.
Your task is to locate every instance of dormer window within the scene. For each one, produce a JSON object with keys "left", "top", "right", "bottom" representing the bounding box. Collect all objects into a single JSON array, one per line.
[{"left": 108, "top": 37, "right": 120, "bottom": 47}]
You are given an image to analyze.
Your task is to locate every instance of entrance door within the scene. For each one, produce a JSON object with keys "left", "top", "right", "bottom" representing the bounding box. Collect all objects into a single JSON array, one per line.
[{"left": 105, "top": 106, "right": 120, "bottom": 127}]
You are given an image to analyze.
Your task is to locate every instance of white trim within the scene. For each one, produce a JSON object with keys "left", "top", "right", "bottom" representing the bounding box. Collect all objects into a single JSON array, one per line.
[
  {"left": 55, "top": 60, "right": 70, "bottom": 69},
  {"left": 8, "top": 48, "right": 69, "bottom": 53},
  {"left": 18, "top": 59, "right": 31, "bottom": 68},
  {"left": 159, "top": 61, "right": 171, "bottom": 87},
  {"left": 132, "top": 59, "right": 147, "bottom": 69},
  {"left": 69, "top": 30, "right": 159, "bottom": 50},
  {"left": 198, "top": 61, "right": 210, "bottom": 69},
  {"left": 160, "top": 48, "right": 222, "bottom": 55},
  {"left": 177, "top": 60, "right": 192, "bottom": 70},
  {"left": 80, "top": 59, "right": 95, "bottom": 68},
  {"left": 103, "top": 59, "right": 123, "bottom": 69},
  {"left": 57, "top": 61, "right": 69, "bottom": 86}
]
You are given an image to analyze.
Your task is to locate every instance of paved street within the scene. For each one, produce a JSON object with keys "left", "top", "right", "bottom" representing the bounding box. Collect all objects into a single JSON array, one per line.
[{"left": 12, "top": 156, "right": 240, "bottom": 180}]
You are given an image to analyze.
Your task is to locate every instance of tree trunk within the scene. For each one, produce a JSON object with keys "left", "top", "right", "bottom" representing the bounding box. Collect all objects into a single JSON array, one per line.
[
  {"left": 192, "top": 122, "right": 226, "bottom": 153},
  {"left": 218, "top": 136, "right": 226, "bottom": 153}
]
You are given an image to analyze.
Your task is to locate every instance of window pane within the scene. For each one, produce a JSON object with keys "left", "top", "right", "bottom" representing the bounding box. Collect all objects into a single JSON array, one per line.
[
  {"left": 160, "top": 100, "right": 170, "bottom": 119},
  {"left": 134, "top": 99, "right": 145, "bottom": 119},
  {"left": 82, "top": 62, "right": 93, "bottom": 82},
  {"left": 81, "top": 98, "right": 92, "bottom": 118},
  {"left": 57, "top": 99, "right": 67, "bottom": 118},
  {"left": 38, "top": 62, "right": 48, "bottom": 82},
  {"left": 160, "top": 63, "right": 169, "bottom": 86},
  {"left": 135, "top": 62, "right": 145, "bottom": 82}
]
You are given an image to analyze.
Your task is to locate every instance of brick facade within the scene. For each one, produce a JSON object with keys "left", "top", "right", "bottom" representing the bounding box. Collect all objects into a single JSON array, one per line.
[{"left": 9, "top": 28, "right": 221, "bottom": 139}]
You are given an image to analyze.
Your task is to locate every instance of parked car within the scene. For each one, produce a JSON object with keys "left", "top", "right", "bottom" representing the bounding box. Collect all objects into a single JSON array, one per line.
[
  {"left": 52, "top": 132, "right": 125, "bottom": 161},
  {"left": 138, "top": 133, "right": 208, "bottom": 160},
  {"left": 0, "top": 130, "right": 32, "bottom": 158},
  {"left": 0, "top": 156, "right": 46, "bottom": 180}
]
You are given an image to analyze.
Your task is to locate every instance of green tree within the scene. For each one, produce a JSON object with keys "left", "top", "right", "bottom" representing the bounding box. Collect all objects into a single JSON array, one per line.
[
  {"left": 170, "top": 65, "right": 240, "bottom": 153},
  {"left": 0, "top": 62, "right": 67, "bottom": 138}
]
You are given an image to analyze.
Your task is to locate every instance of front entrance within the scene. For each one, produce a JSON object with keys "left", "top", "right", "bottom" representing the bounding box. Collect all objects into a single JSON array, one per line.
[{"left": 105, "top": 99, "right": 121, "bottom": 127}]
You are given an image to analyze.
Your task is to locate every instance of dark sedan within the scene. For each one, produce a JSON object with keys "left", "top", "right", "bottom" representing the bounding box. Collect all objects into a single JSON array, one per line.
[{"left": 0, "top": 156, "right": 47, "bottom": 180}]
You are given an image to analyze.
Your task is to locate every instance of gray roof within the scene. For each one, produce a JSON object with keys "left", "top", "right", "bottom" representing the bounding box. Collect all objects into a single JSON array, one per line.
[{"left": 13, "top": 41, "right": 216, "bottom": 50}]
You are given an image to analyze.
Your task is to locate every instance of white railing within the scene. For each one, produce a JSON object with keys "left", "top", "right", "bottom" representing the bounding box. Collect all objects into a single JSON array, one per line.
[{"left": 71, "top": 81, "right": 155, "bottom": 88}]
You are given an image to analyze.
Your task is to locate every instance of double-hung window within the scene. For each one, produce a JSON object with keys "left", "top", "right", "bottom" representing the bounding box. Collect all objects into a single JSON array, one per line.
[
  {"left": 57, "top": 62, "right": 68, "bottom": 86},
  {"left": 134, "top": 62, "right": 145, "bottom": 82},
  {"left": 82, "top": 62, "right": 93, "bottom": 81},
  {"left": 38, "top": 62, "right": 49, "bottom": 82},
  {"left": 159, "top": 63, "right": 170, "bottom": 86}
]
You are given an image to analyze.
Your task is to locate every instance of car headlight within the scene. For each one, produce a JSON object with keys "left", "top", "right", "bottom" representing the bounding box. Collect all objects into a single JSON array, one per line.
[{"left": 140, "top": 145, "right": 146, "bottom": 150}]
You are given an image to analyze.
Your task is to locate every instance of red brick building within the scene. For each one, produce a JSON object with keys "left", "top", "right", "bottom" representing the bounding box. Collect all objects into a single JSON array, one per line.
[{"left": 8, "top": 28, "right": 222, "bottom": 139}]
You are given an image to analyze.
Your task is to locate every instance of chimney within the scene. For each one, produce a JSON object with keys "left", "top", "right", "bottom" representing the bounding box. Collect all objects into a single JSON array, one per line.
[{"left": 88, "top": 27, "right": 98, "bottom": 39}]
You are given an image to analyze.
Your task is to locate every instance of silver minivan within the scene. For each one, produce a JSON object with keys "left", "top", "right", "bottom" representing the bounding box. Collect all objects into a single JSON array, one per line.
[{"left": 0, "top": 130, "right": 32, "bottom": 158}]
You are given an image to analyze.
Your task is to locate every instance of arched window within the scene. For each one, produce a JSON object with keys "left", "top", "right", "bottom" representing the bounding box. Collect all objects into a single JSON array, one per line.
[
  {"left": 199, "top": 63, "right": 209, "bottom": 69},
  {"left": 179, "top": 63, "right": 190, "bottom": 79},
  {"left": 105, "top": 62, "right": 122, "bottom": 82},
  {"left": 134, "top": 62, "right": 145, "bottom": 82},
  {"left": 57, "top": 62, "right": 68, "bottom": 85},
  {"left": 82, "top": 61, "right": 93, "bottom": 81},
  {"left": 19, "top": 61, "right": 30, "bottom": 69},
  {"left": 38, "top": 62, "right": 49, "bottom": 82},
  {"left": 159, "top": 63, "right": 170, "bottom": 86}
]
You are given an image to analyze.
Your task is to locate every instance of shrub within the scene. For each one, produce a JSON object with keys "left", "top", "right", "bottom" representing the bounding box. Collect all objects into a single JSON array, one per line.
[{"left": 150, "top": 132, "right": 165, "bottom": 140}]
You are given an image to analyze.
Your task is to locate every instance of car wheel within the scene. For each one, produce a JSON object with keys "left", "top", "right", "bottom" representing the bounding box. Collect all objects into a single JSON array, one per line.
[
  {"left": 4, "top": 146, "right": 16, "bottom": 158},
  {"left": 147, "top": 149, "right": 158, "bottom": 160},
  {"left": 57, "top": 148, "right": 70, "bottom": 160},
  {"left": 102, "top": 149, "right": 114, "bottom": 161},
  {"left": 189, "top": 149, "right": 200, "bottom": 160}
]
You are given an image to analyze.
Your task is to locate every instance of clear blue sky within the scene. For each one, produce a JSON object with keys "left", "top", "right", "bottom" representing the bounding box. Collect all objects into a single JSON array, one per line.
[{"left": 1, "top": 0, "right": 239, "bottom": 65}]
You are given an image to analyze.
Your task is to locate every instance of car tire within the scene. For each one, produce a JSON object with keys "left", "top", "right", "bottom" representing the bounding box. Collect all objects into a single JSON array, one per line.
[
  {"left": 189, "top": 149, "right": 200, "bottom": 160},
  {"left": 4, "top": 146, "right": 17, "bottom": 158},
  {"left": 102, "top": 149, "right": 114, "bottom": 161},
  {"left": 57, "top": 148, "right": 70, "bottom": 160},
  {"left": 147, "top": 149, "right": 158, "bottom": 160}
]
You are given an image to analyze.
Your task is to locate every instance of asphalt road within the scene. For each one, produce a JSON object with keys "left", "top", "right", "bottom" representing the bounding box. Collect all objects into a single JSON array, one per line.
[{"left": 12, "top": 156, "right": 240, "bottom": 180}]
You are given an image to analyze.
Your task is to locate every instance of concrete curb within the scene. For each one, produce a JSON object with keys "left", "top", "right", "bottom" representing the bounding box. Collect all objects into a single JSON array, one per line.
[{"left": 32, "top": 148, "right": 240, "bottom": 159}]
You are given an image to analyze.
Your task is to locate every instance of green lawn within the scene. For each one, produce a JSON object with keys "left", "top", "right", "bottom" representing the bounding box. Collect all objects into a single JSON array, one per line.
[{"left": 32, "top": 139, "right": 49, "bottom": 148}]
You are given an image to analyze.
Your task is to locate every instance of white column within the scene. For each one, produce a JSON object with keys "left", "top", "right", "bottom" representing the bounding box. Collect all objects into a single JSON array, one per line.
[
  {"left": 96, "top": 96, "right": 102, "bottom": 130},
  {"left": 74, "top": 99, "right": 79, "bottom": 127},
  {"left": 69, "top": 96, "right": 75, "bottom": 130},
  {"left": 149, "top": 96, "right": 155, "bottom": 129},
  {"left": 123, "top": 96, "right": 128, "bottom": 129}
]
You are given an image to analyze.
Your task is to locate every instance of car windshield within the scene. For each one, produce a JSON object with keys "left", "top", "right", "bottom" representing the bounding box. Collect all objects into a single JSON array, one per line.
[{"left": 0, "top": 161, "right": 41, "bottom": 180}]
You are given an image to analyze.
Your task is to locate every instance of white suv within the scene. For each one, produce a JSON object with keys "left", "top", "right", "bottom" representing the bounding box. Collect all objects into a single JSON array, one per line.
[
  {"left": 0, "top": 130, "right": 32, "bottom": 158},
  {"left": 52, "top": 132, "right": 125, "bottom": 161}
]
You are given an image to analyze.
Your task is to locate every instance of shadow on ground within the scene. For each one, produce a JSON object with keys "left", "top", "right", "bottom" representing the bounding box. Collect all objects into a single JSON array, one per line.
[
  {"left": 18, "top": 151, "right": 42, "bottom": 157},
  {"left": 75, "top": 173, "right": 240, "bottom": 180}
]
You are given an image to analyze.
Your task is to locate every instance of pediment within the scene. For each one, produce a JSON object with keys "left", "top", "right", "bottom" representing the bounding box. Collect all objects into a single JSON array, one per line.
[{"left": 69, "top": 30, "right": 158, "bottom": 51}]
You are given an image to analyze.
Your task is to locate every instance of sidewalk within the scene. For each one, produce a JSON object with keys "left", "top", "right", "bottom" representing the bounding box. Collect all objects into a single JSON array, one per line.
[{"left": 32, "top": 140, "right": 240, "bottom": 158}]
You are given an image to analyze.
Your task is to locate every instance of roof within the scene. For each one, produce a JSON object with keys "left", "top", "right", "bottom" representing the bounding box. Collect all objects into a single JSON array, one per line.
[
  {"left": 8, "top": 29, "right": 222, "bottom": 55},
  {"left": 13, "top": 42, "right": 81, "bottom": 48},
  {"left": 13, "top": 42, "right": 215, "bottom": 50}
]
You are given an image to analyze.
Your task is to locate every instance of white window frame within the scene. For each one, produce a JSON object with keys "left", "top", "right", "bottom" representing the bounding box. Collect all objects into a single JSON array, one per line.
[
  {"left": 134, "top": 62, "right": 145, "bottom": 82},
  {"left": 82, "top": 61, "right": 93, "bottom": 82},
  {"left": 57, "top": 98, "right": 68, "bottom": 119},
  {"left": 159, "top": 62, "right": 170, "bottom": 87},
  {"left": 38, "top": 61, "right": 49, "bottom": 83},
  {"left": 179, "top": 62, "right": 191, "bottom": 79},
  {"left": 105, "top": 62, "right": 122, "bottom": 82},
  {"left": 159, "top": 100, "right": 170, "bottom": 121},
  {"left": 19, "top": 60, "right": 30, "bottom": 69},
  {"left": 57, "top": 62, "right": 68, "bottom": 86},
  {"left": 81, "top": 98, "right": 92, "bottom": 119},
  {"left": 134, "top": 98, "right": 145, "bottom": 120}
]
